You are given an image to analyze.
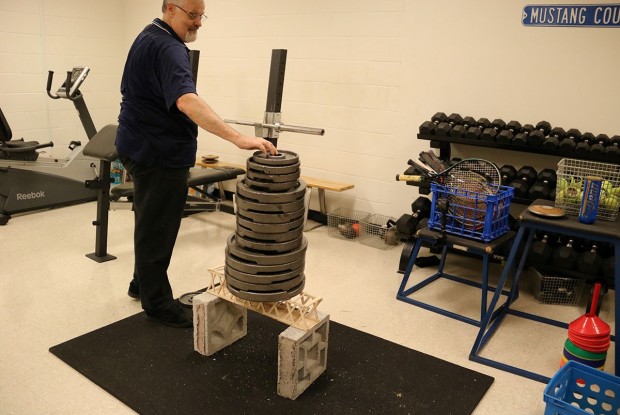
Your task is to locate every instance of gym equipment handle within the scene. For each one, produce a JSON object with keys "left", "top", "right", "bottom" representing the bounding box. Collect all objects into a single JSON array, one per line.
[
  {"left": 225, "top": 119, "right": 325, "bottom": 136},
  {"left": 396, "top": 174, "right": 425, "bottom": 182}
]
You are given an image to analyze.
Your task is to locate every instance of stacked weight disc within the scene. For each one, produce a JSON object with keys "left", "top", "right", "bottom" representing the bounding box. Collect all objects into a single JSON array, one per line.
[{"left": 225, "top": 150, "right": 308, "bottom": 301}]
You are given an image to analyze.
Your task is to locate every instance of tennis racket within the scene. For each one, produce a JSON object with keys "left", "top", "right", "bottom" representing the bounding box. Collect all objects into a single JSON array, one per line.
[{"left": 396, "top": 158, "right": 501, "bottom": 194}]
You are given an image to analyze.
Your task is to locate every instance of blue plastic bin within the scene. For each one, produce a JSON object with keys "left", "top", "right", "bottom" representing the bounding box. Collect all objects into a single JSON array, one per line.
[
  {"left": 428, "top": 183, "right": 514, "bottom": 242},
  {"left": 543, "top": 361, "right": 620, "bottom": 415}
]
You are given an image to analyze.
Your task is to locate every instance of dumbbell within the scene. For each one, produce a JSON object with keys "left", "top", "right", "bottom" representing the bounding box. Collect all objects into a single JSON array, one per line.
[
  {"left": 542, "top": 127, "right": 565, "bottom": 149},
  {"left": 605, "top": 135, "right": 620, "bottom": 156},
  {"left": 419, "top": 112, "right": 448, "bottom": 135},
  {"left": 551, "top": 239, "right": 578, "bottom": 270},
  {"left": 577, "top": 242, "right": 603, "bottom": 275},
  {"left": 480, "top": 119, "right": 507, "bottom": 142},
  {"left": 575, "top": 132, "right": 595, "bottom": 152},
  {"left": 558, "top": 128, "right": 582, "bottom": 152},
  {"left": 435, "top": 113, "right": 463, "bottom": 137},
  {"left": 528, "top": 169, "right": 557, "bottom": 200},
  {"left": 512, "top": 124, "right": 535, "bottom": 146},
  {"left": 396, "top": 197, "right": 432, "bottom": 236},
  {"left": 450, "top": 116, "right": 476, "bottom": 138},
  {"left": 589, "top": 134, "right": 609, "bottom": 154},
  {"left": 509, "top": 166, "right": 538, "bottom": 199},
  {"left": 528, "top": 233, "right": 555, "bottom": 263},
  {"left": 527, "top": 121, "right": 552, "bottom": 146},
  {"left": 499, "top": 165, "right": 517, "bottom": 186},
  {"left": 497, "top": 121, "right": 522, "bottom": 144},
  {"left": 465, "top": 118, "right": 491, "bottom": 139}
]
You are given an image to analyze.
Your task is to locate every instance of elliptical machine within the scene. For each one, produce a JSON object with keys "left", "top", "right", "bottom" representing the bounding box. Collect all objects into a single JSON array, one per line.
[{"left": 0, "top": 67, "right": 99, "bottom": 225}]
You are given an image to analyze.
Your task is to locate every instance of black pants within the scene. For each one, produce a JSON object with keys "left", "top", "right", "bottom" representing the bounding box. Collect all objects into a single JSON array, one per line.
[{"left": 119, "top": 154, "right": 189, "bottom": 312}]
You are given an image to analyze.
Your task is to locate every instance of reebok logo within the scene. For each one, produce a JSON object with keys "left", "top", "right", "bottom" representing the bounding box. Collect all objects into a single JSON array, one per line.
[{"left": 16, "top": 191, "right": 46, "bottom": 200}]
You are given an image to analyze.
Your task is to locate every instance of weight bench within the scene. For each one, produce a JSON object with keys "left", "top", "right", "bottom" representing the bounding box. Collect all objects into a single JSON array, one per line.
[
  {"left": 0, "top": 106, "right": 54, "bottom": 161},
  {"left": 81, "top": 124, "right": 245, "bottom": 263}
]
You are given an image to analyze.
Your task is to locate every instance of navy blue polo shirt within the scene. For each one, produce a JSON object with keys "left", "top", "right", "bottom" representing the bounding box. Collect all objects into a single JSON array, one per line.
[{"left": 116, "top": 18, "right": 198, "bottom": 168}]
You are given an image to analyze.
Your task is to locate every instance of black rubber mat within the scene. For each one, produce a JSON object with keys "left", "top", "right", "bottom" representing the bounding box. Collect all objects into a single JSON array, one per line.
[{"left": 50, "top": 310, "right": 493, "bottom": 414}]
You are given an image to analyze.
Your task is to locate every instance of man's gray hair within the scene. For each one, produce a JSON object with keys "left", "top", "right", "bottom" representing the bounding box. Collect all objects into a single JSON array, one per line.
[{"left": 162, "top": 0, "right": 170, "bottom": 12}]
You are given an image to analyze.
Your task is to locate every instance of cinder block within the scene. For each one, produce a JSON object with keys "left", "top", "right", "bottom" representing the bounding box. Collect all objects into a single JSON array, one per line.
[
  {"left": 277, "top": 312, "right": 330, "bottom": 400},
  {"left": 193, "top": 292, "right": 247, "bottom": 356}
]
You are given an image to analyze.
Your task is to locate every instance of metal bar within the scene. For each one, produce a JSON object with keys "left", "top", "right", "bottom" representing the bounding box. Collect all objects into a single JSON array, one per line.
[{"left": 266, "top": 49, "right": 287, "bottom": 114}]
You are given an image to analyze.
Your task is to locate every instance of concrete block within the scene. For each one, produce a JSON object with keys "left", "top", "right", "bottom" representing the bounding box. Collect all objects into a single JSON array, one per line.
[
  {"left": 277, "top": 311, "right": 330, "bottom": 400},
  {"left": 193, "top": 292, "right": 247, "bottom": 356}
]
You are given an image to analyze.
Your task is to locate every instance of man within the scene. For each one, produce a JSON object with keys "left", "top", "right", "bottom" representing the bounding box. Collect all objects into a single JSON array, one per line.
[{"left": 116, "top": 0, "right": 277, "bottom": 328}]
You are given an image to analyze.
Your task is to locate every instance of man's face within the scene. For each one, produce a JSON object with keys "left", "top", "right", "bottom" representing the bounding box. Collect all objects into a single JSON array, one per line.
[{"left": 169, "top": 0, "right": 205, "bottom": 43}]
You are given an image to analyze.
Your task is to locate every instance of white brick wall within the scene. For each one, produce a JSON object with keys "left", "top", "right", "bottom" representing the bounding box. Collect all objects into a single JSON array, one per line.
[{"left": 2, "top": 0, "right": 619, "bottom": 218}]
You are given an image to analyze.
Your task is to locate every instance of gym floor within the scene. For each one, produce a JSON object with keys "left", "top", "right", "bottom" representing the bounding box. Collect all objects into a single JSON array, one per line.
[{"left": 0, "top": 202, "right": 616, "bottom": 414}]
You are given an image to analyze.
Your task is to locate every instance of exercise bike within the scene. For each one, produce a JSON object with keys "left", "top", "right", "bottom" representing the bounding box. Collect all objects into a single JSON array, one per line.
[{"left": 0, "top": 67, "right": 99, "bottom": 225}]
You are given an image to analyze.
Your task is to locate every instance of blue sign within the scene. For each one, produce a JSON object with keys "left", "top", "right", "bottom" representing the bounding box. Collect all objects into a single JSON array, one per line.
[{"left": 523, "top": 4, "right": 620, "bottom": 27}]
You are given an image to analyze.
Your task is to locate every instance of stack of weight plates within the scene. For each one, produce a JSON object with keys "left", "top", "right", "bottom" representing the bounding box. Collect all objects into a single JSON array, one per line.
[{"left": 225, "top": 150, "right": 307, "bottom": 301}]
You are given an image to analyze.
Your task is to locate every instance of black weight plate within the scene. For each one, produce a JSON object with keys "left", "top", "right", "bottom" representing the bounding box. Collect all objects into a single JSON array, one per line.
[
  {"left": 227, "top": 234, "right": 307, "bottom": 265},
  {"left": 246, "top": 169, "right": 300, "bottom": 183},
  {"left": 235, "top": 193, "right": 305, "bottom": 213},
  {"left": 225, "top": 250, "right": 305, "bottom": 274},
  {"left": 251, "top": 150, "right": 299, "bottom": 166},
  {"left": 247, "top": 159, "right": 300, "bottom": 175},
  {"left": 235, "top": 232, "right": 304, "bottom": 253},
  {"left": 225, "top": 271, "right": 304, "bottom": 292},
  {"left": 236, "top": 222, "right": 304, "bottom": 243},
  {"left": 244, "top": 177, "right": 300, "bottom": 192},
  {"left": 225, "top": 264, "right": 305, "bottom": 284},
  {"left": 237, "top": 215, "right": 305, "bottom": 234},
  {"left": 227, "top": 279, "right": 305, "bottom": 302},
  {"left": 237, "top": 207, "right": 305, "bottom": 225},
  {"left": 236, "top": 179, "right": 306, "bottom": 204}
]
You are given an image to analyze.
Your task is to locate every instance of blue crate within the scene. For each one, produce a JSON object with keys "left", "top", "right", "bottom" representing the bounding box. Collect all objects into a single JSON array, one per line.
[
  {"left": 544, "top": 361, "right": 620, "bottom": 415},
  {"left": 428, "top": 183, "right": 514, "bottom": 242}
]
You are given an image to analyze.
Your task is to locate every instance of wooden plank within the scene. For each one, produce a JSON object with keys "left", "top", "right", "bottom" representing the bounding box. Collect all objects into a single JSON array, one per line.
[{"left": 196, "top": 159, "right": 354, "bottom": 192}]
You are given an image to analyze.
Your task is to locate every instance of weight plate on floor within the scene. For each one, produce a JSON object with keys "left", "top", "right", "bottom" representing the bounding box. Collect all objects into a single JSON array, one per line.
[
  {"left": 237, "top": 215, "right": 305, "bottom": 234},
  {"left": 225, "top": 250, "right": 305, "bottom": 274},
  {"left": 251, "top": 150, "right": 299, "bottom": 166},
  {"left": 246, "top": 169, "right": 300, "bottom": 183},
  {"left": 236, "top": 222, "right": 304, "bottom": 242},
  {"left": 244, "top": 177, "right": 300, "bottom": 192},
  {"left": 225, "top": 263, "right": 305, "bottom": 284},
  {"left": 225, "top": 271, "right": 304, "bottom": 292},
  {"left": 235, "top": 193, "right": 305, "bottom": 213},
  {"left": 227, "top": 234, "right": 307, "bottom": 265},
  {"left": 247, "top": 159, "right": 300, "bottom": 175},
  {"left": 237, "top": 206, "right": 306, "bottom": 224},
  {"left": 226, "top": 279, "right": 305, "bottom": 302},
  {"left": 236, "top": 179, "right": 306, "bottom": 204},
  {"left": 234, "top": 231, "right": 304, "bottom": 253}
]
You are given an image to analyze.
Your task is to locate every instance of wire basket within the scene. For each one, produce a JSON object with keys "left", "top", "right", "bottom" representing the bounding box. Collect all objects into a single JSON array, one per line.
[
  {"left": 543, "top": 361, "right": 620, "bottom": 415},
  {"left": 359, "top": 214, "right": 399, "bottom": 249},
  {"left": 428, "top": 183, "right": 514, "bottom": 242},
  {"left": 555, "top": 158, "right": 620, "bottom": 222},
  {"left": 327, "top": 208, "right": 370, "bottom": 241},
  {"left": 533, "top": 269, "right": 585, "bottom": 306}
]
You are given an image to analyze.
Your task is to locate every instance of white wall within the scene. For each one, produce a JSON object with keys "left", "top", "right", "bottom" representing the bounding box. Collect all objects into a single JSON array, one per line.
[{"left": 2, "top": 0, "right": 619, "bottom": 218}]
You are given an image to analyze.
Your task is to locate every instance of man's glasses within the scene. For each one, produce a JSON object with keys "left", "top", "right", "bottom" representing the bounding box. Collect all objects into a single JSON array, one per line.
[{"left": 172, "top": 3, "right": 207, "bottom": 21}]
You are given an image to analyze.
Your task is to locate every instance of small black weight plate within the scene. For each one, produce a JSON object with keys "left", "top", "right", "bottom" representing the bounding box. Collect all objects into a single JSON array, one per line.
[
  {"left": 236, "top": 179, "right": 306, "bottom": 204},
  {"left": 244, "top": 177, "right": 300, "bottom": 192},
  {"left": 237, "top": 215, "right": 305, "bottom": 234},
  {"left": 236, "top": 206, "right": 306, "bottom": 224},
  {"left": 235, "top": 223, "right": 304, "bottom": 243},
  {"left": 225, "top": 271, "right": 304, "bottom": 292},
  {"left": 247, "top": 159, "right": 300, "bottom": 175},
  {"left": 225, "top": 264, "right": 305, "bottom": 284},
  {"left": 251, "top": 150, "right": 299, "bottom": 166},
  {"left": 246, "top": 169, "right": 300, "bottom": 183},
  {"left": 235, "top": 193, "right": 305, "bottom": 213},
  {"left": 234, "top": 231, "right": 304, "bottom": 253},
  {"left": 227, "top": 279, "right": 305, "bottom": 302},
  {"left": 225, "top": 250, "right": 305, "bottom": 274},
  {"left": 227, "top": 234, "right": 307, "bottom": 265}
]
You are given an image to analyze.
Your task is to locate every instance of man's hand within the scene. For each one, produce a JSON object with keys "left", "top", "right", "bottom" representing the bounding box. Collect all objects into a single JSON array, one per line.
[{"left": 236, "top": 135, "right": 277, "bottom": 155}]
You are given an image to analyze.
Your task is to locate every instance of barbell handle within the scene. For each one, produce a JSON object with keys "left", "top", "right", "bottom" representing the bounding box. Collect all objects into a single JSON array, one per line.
[{"left": 224, "top": 119, "right": 325, "bottom": 136}]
